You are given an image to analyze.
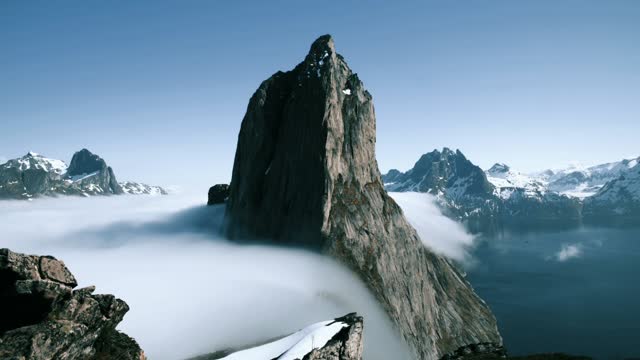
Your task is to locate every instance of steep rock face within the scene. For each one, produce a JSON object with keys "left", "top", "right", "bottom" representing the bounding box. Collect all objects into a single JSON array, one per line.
[
  {"left": 67, "top": 149, "right": 123, "bottom": 195},
  {"left": 207, "top": 184, "right": 230, "bottom": 205},
  {"left": 0, "top": 248, "right": 145, "bottom": 360},
  {"left": 225, "top": 35, "right": 501, "bottom": 359},
  {"left": 583, "top": 163, "right": 640, "bottom": 221}
]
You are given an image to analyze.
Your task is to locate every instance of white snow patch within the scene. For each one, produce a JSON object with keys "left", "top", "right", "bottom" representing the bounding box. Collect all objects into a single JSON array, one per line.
[
  {"left": 222, "top": 320, "right": 347, "bottom": 360},
  {"left": 68, "top": 171, "right": 100, "bottom": 182},
  {"left": 342, "top": 89, "right": 351, "bottom": 95}
]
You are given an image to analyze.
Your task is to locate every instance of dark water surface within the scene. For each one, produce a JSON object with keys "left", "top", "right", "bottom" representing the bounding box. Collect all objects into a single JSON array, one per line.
[{"left": 467, "top": 227, "right": 640, "bottom": 360}]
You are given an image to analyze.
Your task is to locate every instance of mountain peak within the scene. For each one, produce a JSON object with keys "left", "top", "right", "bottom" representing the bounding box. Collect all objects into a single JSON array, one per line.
[
  {"left": 67, "top": 149, "right": 107, "bottom": 176},
  {"left": 488, "top": 163, "right": 510, "bottom": 174},
  {"left": 309, "top": 34, "right": 335, "bottom": 56},
  {"left": 225, "top": 36, "right": 500, "bottom": 358}
]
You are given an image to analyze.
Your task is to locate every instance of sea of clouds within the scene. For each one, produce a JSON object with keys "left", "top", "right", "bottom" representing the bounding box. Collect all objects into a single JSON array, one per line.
[{"left": 1, "top": 193, "right": 418, "bottom": 360}]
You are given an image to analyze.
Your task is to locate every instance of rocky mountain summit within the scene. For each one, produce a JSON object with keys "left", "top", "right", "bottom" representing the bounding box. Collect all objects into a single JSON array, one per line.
[
  {"left": 0, "top": 248, "right": 144, "bottom": 359},
  {"left": 224, "top": 35, "right": 501, "bottom": 360},
  {"left": 384, "top": 149, "right": 639, "bottom": 230},
  {"left": 0, "top": 149, "right": 167, "bottom": 200}
]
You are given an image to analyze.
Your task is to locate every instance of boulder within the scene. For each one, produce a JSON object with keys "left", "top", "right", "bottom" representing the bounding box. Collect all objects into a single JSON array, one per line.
[
  {"left": 208, "top": 184, "right": 230, "bottom": 205},
  {"left": 0, "top": 248, "right": 145, "bottom": 360}
]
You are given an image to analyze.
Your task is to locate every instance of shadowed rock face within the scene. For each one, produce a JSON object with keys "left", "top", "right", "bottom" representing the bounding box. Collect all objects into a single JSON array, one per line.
[
  {"left": 225, "top": 35, "right": 501, "bottom": 359},
  {"left": 303, "top": 313, "right": 364, "bottom": 360},
  {"left": 68, "top": 148, "right": 123, "bottom": 195},
  {"left": 0, "top": 248, "right": 145, "bottom": 360},
  {"left": 208, "top": 184, "right": 230, "bottom": 205}
]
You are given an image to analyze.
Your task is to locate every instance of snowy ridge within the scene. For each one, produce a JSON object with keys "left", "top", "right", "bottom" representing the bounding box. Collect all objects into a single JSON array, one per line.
[
  {"left": 0, "top": 151, "right": 167, "bottom": 200},
  {"left": 221, "top": 317, "right": 352, "bottom": 360},
  {"left": 543, "top": 157, "right": 640, "bottom": 199},
  {"left": 120, "top": 181, "right": 168, "bottom": 195},
  {"left": 1, "top": 152, "right": 67, "bottom": 176},
  {"left": 486, "top": 163, "right": 547, "bottom": 200},
  {"left": 486, "top": 156, "right": 640, "bottom": 200},
  {"left": 384, "top": 150, "right": 640, "bottom": 228}
]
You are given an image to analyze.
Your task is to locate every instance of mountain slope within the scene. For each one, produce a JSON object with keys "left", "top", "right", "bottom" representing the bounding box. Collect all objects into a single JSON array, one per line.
[{"left": 0, "top": 149, "right": 166, "bottom": 199}]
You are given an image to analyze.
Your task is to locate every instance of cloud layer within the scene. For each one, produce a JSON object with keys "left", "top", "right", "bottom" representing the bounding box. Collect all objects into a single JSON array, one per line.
[
  {"left": 0, "top": 194, "right": 410, "bottom": 360},
  {"left": 389, "top": 192, "right": 476, "bottom": 263}
]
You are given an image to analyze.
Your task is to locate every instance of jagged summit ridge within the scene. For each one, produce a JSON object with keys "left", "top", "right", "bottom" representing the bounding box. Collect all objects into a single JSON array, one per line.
[
  {"left": 0, "top": 149, "right": 166, "bottom": 199},
  {"left": 225, "top": 35, "right": 501, "bottom": 359}
]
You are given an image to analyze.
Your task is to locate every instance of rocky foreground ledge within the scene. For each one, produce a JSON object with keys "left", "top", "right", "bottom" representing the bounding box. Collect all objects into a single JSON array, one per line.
[{"left": 0, "top": 248, "right": 145, "bottom": 360}]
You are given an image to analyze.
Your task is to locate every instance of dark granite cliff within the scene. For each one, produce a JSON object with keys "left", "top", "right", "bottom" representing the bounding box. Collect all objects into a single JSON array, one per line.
[{"left": 224, "top": 35, "right": 501, "bottom": 360}]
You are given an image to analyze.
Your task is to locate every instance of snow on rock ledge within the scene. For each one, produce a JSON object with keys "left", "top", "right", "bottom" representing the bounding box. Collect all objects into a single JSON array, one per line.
[{"left": 221, "top": 313, "right": 363, "bottom": 360}]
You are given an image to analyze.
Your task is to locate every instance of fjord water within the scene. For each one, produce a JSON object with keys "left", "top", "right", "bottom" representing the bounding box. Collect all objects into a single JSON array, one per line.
[{"left": 468, "top": 227, "right": 640, "bottom": 359}]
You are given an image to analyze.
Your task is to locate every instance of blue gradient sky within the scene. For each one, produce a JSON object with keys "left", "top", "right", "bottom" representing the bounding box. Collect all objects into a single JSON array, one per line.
[{"left": 1, "top": 1, "right": 639, "bottom": 190}]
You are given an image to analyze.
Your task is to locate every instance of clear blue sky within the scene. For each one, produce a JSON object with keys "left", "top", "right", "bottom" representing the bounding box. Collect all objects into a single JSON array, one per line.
[{"left": 1, "top": 1, "right": 639, "bottom": 190}]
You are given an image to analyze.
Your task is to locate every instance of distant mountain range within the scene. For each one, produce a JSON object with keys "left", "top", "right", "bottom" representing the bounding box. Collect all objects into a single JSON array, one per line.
[
  {"left": 383, "top": 148, "right": 640, "bottom": 231},
  {"left": 0, "top": 149, "right": 167, "bottom": 200}
]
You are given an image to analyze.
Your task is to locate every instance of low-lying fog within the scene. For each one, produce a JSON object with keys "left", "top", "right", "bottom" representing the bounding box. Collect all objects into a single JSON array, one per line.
[{"left": 0, "top": 191, "right": 474, "bottom": 359}]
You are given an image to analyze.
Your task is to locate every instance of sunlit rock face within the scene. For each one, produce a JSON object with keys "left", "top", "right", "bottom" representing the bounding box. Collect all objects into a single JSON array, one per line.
[
  {"left": 0, "top": 248, "right": 145, "bottom": 360},
  {"left": 225, "top": 35, "right": 501, "bottom": 360}
]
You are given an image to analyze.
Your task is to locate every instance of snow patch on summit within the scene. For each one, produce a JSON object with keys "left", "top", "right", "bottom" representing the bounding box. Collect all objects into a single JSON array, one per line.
[{"left": 221, "top": 319, "right": 348, "bottom": 360}]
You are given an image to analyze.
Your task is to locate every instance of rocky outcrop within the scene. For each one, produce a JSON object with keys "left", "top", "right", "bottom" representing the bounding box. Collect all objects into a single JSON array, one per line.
[
  {"left": 193, "top": 313, "right": 363, "bottom": 360},
  {"left": 207, "top": 184, "right": 230, "bottom": 205},
  {"left": 0, "top": 150, "right": 166, "bottom": 199},
  {"left": 0, "top": 248, "right": 145, "bottom": 360},
  {"left": 302, "top": 313, "right": 363, "bottom": 360},
  {"left": 440, "top": 343, "right": 507, "bottom": 360},
  {"left": 224, "top": 35, "right": 501, "bottom": 360}
]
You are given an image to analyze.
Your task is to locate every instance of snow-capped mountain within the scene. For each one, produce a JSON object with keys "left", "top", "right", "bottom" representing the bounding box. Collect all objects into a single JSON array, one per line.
[
  {"left": 486, "top": 163, "right": 547, "bottom": 200},
  {"left": 0, "top": 149, "right": 167, "bottom": 200},
  {"left": 383, "top": 149, "right": 638, "bottom": 231},
  {"left": 543, "top": 157, "right": 640, "bottom": 199},
  {"left": 383, "top": 148, "right": 501, "bottom": 228},
  {"left": 583, "top": 162, "right": 640, "bottom": 221}
]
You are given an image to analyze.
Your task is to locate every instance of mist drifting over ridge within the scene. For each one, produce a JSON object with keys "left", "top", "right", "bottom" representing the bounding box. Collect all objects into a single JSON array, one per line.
[{"left": 0, "top": 194, "right": 416, "bottom": 360}]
